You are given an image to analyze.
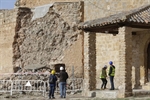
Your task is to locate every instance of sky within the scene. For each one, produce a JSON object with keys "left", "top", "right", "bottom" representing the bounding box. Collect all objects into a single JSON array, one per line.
[{"left": 0, "top": 0, "right": 16, "bottom": 9}]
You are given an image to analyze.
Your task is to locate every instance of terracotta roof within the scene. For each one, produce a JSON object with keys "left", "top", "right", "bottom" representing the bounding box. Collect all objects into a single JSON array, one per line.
[{"left": 78, "top": 4, "right": 150, "bottom": 32}]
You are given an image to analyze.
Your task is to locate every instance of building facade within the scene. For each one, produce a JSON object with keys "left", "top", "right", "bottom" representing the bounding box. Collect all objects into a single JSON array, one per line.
[{"left": 0, "top": 0, "right": 150, "bottom": 98}]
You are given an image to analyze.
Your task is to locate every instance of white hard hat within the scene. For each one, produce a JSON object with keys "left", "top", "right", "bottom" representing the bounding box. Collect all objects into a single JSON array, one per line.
[{"left": 60, "top": 66, "right": 64, "bottom": 70}]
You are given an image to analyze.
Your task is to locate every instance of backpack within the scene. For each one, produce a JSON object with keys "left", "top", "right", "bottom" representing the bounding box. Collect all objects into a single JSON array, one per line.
[{"left": 49, "top": 75, "right": 54, "bottom": 84}]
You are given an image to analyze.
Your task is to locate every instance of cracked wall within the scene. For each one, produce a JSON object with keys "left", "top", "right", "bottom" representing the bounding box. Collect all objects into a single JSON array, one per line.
[{"left": 0, "top": 2, "right": 83, "bottom": 78}]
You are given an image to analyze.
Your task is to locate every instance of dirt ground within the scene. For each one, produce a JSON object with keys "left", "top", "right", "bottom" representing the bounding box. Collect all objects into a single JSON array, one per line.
[
  {"left": 0, "top": 91, "right": 83, "bottom": 100},
  {"left": 1, "top": 92, "right": 150, "bottom": 100}
]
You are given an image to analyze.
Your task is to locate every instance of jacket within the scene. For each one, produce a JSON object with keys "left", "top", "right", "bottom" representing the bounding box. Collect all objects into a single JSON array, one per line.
[
  {"left": 49, "top": 74, "right": 57, "bottom": 84},
  {"left": 100, "top": 68, "right": 107, "bottom": 78},
  {"left": 59, "top": 70, "right": 68, "bottom": 82},
  {"left": 108, "top": 65, "right": 115, "bottom": 76}
]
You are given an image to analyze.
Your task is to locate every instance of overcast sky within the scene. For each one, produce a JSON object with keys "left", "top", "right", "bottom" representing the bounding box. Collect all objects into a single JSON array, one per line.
[{"left": 0, "top": 0, "right": 16, "bottom": 9}]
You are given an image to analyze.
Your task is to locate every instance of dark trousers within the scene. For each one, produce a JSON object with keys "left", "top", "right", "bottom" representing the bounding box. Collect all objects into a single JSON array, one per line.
[
  {"left": 110, "top": 76, "right": 115, "bottom": 90},
  {"left": 101, "top": 78, "right": 107, "bottom": 89},
  {"left": 49, "top": 84, "right": 55, "bottom": 98}
]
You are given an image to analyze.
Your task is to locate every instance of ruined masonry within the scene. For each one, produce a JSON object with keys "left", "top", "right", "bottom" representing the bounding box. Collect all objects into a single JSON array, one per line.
[{"left": 1, "top": 0, "right": 150, "bottom": 98}]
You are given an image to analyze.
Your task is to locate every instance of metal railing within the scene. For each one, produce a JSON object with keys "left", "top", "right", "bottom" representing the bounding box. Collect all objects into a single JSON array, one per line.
[
  {"left": 0, "top": 80, "right": 46, "bottom": 96},
  {"left": 0, "top": 80, "right": 12, "bottom": 93},
  {"left": 0, "top": 75, "right": 83, "bottom": 97},
  {"left": 45, "top": 78, "right": 83, "bottom": 94}
]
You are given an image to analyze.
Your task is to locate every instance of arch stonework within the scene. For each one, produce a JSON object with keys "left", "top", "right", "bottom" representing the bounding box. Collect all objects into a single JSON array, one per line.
[{"left": 144, "top": 37, "right": 150, "bottom": 83}]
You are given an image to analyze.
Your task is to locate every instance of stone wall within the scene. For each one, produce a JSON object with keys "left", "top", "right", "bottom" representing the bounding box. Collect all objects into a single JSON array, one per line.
[
  {"left": 83, "top": 32, "right": 96, "bottom": 96},
  {"left": 132, "top": 30, "right": 150, "bottom": 86},
  {"left": 96, "top": 33, "right": 120, "bottom": 89},
  {"left": 13, "top": 2, "right": 83, "bottom": 77},
  {"left": 63, "top": 34, "right": 84, "bottom": 78},
  {"left": 15, "top": 0, "right": 80, "bottom": 8},
  {"left": 17, "top": 0, "right": 150, "bottom": 21},
  {"left": 84, "top": 0, "right": 150, "bottom": 21},
  {"left": 96, "top": 29, "right": 150, "bottom": 90},
  {"left": 1, "top": 0, "right": 150, "bottom": 93},
  {"left": 0, "top": 9, "right": 18, "bottom": 73}
]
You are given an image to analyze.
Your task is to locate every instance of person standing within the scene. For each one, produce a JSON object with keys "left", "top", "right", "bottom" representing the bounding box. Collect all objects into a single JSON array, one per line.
[
  {"left": 49, "top": 70, "right": 57, "bottom": 99},
  {"left": 59, "top": 66, "right": 68, "bottom": 98},
  {"left": 100, "top": 65, "right": 107, "bottom": 90},
  {"left": 108, "top": 61, "right": 115, "bottom": 90}
]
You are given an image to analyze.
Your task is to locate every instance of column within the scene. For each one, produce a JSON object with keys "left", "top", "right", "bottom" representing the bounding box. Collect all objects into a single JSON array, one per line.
[
  {"left": 118, "top": 26, "right": 132, "bottom": 97},
  {"left": 82, "top": 32, "right": 96, "bottom": 97}
]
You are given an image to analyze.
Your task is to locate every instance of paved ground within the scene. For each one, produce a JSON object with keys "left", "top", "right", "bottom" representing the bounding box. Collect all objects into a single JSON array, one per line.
[{"left": 1, "top": 91, "right": 150, "bottom": 100}]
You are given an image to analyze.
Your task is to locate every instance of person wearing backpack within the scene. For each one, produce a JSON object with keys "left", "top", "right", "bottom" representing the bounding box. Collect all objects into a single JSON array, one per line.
[{"left": 49, "top": 70, "right": 57, "bottom": 99}]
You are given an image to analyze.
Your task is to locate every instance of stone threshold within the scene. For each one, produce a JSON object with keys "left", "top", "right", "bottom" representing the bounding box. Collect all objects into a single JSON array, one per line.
[{"left": 86, "top": 89, "right": 150, "bottom": 99}]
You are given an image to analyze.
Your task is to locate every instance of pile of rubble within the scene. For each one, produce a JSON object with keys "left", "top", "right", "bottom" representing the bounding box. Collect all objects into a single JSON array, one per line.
[{"left": 0, "top": 65, "right": 83, "bottom": 96}]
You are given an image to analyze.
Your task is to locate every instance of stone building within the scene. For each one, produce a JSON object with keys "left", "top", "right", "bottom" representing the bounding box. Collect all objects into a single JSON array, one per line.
[{"left": 1, "top": 0, "right": 150, "bottom": 98}]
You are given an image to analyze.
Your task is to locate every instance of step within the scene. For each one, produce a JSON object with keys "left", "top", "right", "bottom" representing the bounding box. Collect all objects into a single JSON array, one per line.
[
  {"left": 93, "top": 89, "right": 118, "bottom": 98},
  {"left": 96, "top": 90, "right": 118, "bottom": 98},
  {"left": 142, "top": 83, "right": 150, "bottom": 90},
  {"left": 133, "top": 89, "right": 150, "bottom": 96}
]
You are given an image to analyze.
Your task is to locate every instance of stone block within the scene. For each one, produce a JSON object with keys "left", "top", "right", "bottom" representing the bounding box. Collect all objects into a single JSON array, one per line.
[{"left": 94, "top": 90, "right": 118, "bottom": 98}]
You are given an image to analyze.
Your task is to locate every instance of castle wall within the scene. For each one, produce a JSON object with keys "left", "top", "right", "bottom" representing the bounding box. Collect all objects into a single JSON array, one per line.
[
  {"left": 12, "top": 2, "right": 83, "bottom": 77},
  {"left": 15, "top": 0, "right": 150, "bottom": 87},
  {"left": 16, "top": 0, "right": 150, "bottom": 20},
  {"left": 84, "top": 0, "right": 150, "bottom": 21},
  {"left": 0, "top": 9, "right": 18, "bottom": 73},
  {"left": 0, "top": 0, "right": 149, "bottom": 89},
  {"left": 63, "top": 34, "right": 83, "bottom": 78},
  {"left": 15, "top": 0, "right": 80, "bottom": 8}
]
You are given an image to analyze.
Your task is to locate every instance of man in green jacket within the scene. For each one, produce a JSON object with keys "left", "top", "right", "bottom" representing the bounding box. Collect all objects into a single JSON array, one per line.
[{"left": 100, "top": 65, "right": 107, "bottom": 90}]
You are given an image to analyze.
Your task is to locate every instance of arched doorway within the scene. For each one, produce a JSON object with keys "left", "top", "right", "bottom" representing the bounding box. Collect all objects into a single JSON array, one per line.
[{"left": 147, "top": 43, "right": 150, "bottom": 82}]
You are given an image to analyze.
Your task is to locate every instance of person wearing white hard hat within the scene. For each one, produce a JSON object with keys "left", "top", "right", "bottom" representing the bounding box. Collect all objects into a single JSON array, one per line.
[{"left": 59, "top": 66, "right": 68, "bottom": 98}]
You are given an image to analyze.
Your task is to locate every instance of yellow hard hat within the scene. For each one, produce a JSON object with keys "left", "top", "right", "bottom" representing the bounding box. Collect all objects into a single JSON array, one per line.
[{"left": 51, "top": 70, "right": 55, "bottom": 75}]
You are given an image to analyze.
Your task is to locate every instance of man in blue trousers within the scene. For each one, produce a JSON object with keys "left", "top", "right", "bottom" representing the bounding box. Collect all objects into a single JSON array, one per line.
[{"left": 59, "top": 66, "right": 68, "bottom": 98}]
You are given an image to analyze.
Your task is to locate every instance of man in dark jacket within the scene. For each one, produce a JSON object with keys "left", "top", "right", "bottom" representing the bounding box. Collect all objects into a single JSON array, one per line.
[
  {"left": 49, "top": 70, "right": 57, "bottom": 99},
  {"left": 59, "top": 66, "right": 68, "bottom": 98},
  {"left": 108, "top": 61, "right": 115, "bottom": 90}
]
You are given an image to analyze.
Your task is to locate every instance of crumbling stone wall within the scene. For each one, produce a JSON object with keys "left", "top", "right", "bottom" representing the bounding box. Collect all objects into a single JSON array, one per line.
[
  {"left": 16, "top": 0, "right": 150, "bottom": 81},
  {"left": 0, "top": 9, "right": 18, "bottom": 73},
  {"left": 1, "top": 0, "right": 150, "bottom": 94},
  {"left": 13, "top": 2, "right": 83, "bottom": 77}
]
